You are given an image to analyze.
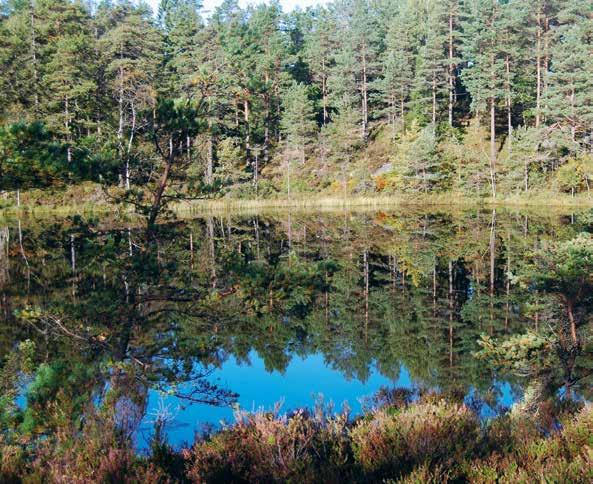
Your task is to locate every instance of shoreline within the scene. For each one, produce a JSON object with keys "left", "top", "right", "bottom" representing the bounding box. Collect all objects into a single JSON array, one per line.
[{"left": 2, "top": 189, "right": 593, "bottom": 218}]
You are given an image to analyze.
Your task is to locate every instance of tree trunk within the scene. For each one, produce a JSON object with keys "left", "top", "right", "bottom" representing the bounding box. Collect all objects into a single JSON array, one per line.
[
  {"left": 17, "top": 220, "right": 30, "bottom": 291},
  {"left": 505, "top": 234, "right": 511, "bottom": 330},
  {"left": 363, "top": 249, "right": 369, "bottom": 342},
  {"left": 432, "top": 73, "right": 437, "bottom": 125},
  {"left": 206, "top": 121, "right": 214, "bottom": 185},
  {"left": 490, "top": 209, "right": 496, "bottom": 298},
  {"left": 570, "top": 88, "right": 576, "bottom": 142},
  {"left": 65, "top": 96, "right": 72, "bottom": 163},
  {"left": 30, "top": 8, "right": 39, "bottom": 114},
  {"left": 207, "top": 217, "right": 217, "bottom": 288},
  {"left": 489, "top": 96, "right": 497, "bottom": 199},
  {"left": 361, "top": 44, "right": 368, "bottom": 141},
  {"left": 244, "top": 98, "right": 250, "bottom": 163},
  {"left": 566, "top": 300, "right": 578, "bottom": 346},
  {"left": 400, "top": 95, "right": 405, "bottom": 132},
  {"left": 124, "top": 102, "right": 136, "bottom": 189},
  {"left": 535, "top": 9, "right": 542, "bottom": 128},
  {"left": 148, "top": 147, "right": 172, "bottom": 229},
  {"left": 448, "top": 260, "right": 454, "bottom": 367},
  {"left": 505, "top": 55, "right": 512, "bottom": 150},
  {"left": 433, "top": 264, "right": 437, "bottom": 313},
  {"left": 322, "top": 58, "right": 328, "bottom": 125},
  {"left": 70, "top": 234, "right": 76, "bottom": 272},
  {"left": 448, "top": 8, "right": 455, "bottom": 127},
  {"left": 286, "top": 157, "right": 291, "bottom": 200},
  {"left": 263, "top": 74, "right": 270, "bottom": 166},
  {"left": 524, "top": 157, "right": 529, "bottom": 192}
]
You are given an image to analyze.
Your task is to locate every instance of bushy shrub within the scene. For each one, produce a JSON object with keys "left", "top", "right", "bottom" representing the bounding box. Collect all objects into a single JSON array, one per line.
[
  {"left": 185, "top": 408, "right": 352, "bottom": 483},
  {"left": 2, "top": 388, "right": 591, "bottom": 483},
  {"left": 350, "top": 399, "right": 480, "bottom": 480},
  {"left": 468, "top": 405, "right": 593, "bottom": 483},
  {"left": 0, "top": 413, "right": 167, "bottom": 483}
]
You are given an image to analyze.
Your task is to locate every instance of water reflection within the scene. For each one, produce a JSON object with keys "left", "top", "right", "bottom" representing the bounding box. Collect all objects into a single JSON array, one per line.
[{"left": 1, "top": 207, "right": 592, "bottom": 446}]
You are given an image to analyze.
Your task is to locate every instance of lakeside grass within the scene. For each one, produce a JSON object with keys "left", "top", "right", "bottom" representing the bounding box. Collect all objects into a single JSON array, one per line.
[
  {"left": 177, "top": 191, "right": 593, "bottom": 216},
  {"left": 2, "top": 187, "right": 593, "bottom": 219}
]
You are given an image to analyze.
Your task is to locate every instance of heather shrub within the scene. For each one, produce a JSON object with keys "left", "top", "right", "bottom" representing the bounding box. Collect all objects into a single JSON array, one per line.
[
  {"left": 0, "top": 437, "right": 25, "bottom": 483},
  {"left": 185, "top": 408, "right": 352, "bottom": 483},
  {"left": 482, "top": 412, "right": 541, "bottom": 455},
  {"left": 388, "top": 463, "right": 451, "bottom": 483},
  {"left": 25, "top": 414, "right": 168, "bottom": 483},
  {"left": 2, "top": 389, "right": 591, "bottom": 482},
  {"left": 468, "top": 405, "right": 593, "bottom": 483},
  {"left": 350, "top": 399, "right": 480, "bottom": 480}
]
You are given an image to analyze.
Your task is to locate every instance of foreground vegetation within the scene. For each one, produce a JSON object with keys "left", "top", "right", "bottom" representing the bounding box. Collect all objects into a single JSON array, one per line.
[{"left": 1, "top": 388, "right": 591, "bottom": 483}]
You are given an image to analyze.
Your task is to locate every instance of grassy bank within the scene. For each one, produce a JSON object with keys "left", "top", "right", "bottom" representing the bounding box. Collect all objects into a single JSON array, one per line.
[
  {"left": 1, "top": 392, "right": 591, "bottom": 483},
  {"left": 0, "top": 182, "right": 113, "bottom": 217},
  {"left": 180, "top": 191, "right": 593, "bottom": 213},
  {"left": 2, "top": 183, "right": 593, "bottom": 218}
]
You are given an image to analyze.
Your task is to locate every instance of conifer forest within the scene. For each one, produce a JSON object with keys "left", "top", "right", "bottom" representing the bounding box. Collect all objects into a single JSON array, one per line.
[{"left": 1, "top": 0, "right": 593, "bottom": 204}]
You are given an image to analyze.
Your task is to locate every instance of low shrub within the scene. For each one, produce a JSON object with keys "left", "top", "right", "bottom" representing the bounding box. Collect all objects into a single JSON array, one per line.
[
  {"left": 185, "top": 408, "right": 353, "bottom": 483},
  {"left": 468, "top": 405, "right": 593, "bottom": 483},
  {"left": 1, "top": 391, "right": 591, "bottom": 483},
  {"left": 350, "top": 399, "right": 480, "bottom": 480}
]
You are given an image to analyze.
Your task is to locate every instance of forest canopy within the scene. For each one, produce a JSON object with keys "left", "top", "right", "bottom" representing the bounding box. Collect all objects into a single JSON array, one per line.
[{"left": 1, "top": 0, "right": 593, "bottom": 199}]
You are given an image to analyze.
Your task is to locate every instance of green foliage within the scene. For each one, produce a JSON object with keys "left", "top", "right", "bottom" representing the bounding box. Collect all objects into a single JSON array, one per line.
[
  {"left": 556, "top": 155, "right": 593, "bottom": 195},
  {"left": 0, "top": 122, "right": 120, "bottom": 190},
  {"left": 521, "top": 233, "right": 593, "bottom": 303},
  {"left": 280, "top": 81, "right": 317, "bottom": 164},
  {"left": 0, "top": 122, "right": 65, "bottom": 189},
  {"left": 1, "top": 0, "right": 593, "bottom": 200},
  {"left": 214, "top": 136, "right": 249, "bottom": 187},
  {"left": 390, "top": 122, "right": 447, "bottom": 192},
  {"left": 351, "top": 399, "right": 480, "bottom": 478},
  {"left": 440, "top": 118, "right": 492, "bottom": 195},
  {"left": 187, "top": 408, "right": 352, "bottom": 482},
  {"left": 0, "top": 340, "right": 36, "bottom": 434},
  {"left": 476, "top": 331, "right": 556, "bottom": 378}
]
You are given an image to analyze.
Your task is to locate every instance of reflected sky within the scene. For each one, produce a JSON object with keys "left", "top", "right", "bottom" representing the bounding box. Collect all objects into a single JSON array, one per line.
[{"left": 139, "top": 350, "right": 408, "bottom": 448}]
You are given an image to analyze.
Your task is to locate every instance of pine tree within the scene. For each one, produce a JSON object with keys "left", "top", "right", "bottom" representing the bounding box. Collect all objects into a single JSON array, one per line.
[
  {"left": 213, "top": 0, "right": 259, "bottom": 165},
  {"left": 249, "top": 2, "right": 289, "bottom": 167},
  {"left": 546, "top": 1, "right": 593, "bottom": 147},
  {"left": 444, "top": 0, "right": 462, "bottom": 127},
  {"left": 413, "top": 0, "right": 448, "bottom": 126},
  {"left": 527, "top": 0, "right": 561, "bottom": 129},
  {"left": 302, "top": 7, "right": 336, "bottom": 126},
  {"left": 39, "top": 0, "right": 96, "bottom": 162},
  {"left": 496, "top": 0, "right": 529, "bottom": 149},
  {"left": 0, "top": 0, "right": 41, "bottom": 121},
  {"left": 460, "top": 0, "right": 506, "bottom": 199},
  {"left": 350, "top": 0, "right": 380, "bottom": 141},
  {"left": 158, "top": 0, "right": 203, "bottom": 95},
  {"left": 280, "top": 81, "right": 317, "bottom": 165},
  {"left": 394, "top": 121, "right": 442, "bottom": 192},
  {"left": 99, "top": 1, "right": 161, "bottom": 187},
  {"left": 379, "top": 4, "right": 415, "bottom": 137}
]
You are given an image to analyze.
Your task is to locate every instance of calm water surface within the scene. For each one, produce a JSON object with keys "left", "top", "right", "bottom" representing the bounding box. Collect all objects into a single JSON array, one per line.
[{"left": 1, "top": 207, "right": 590, "bottom": 448}]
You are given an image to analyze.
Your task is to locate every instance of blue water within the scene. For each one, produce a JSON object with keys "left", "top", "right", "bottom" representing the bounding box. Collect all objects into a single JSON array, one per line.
[{"left": 137, "top": 350, "right": 409, "bottom": 449}]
